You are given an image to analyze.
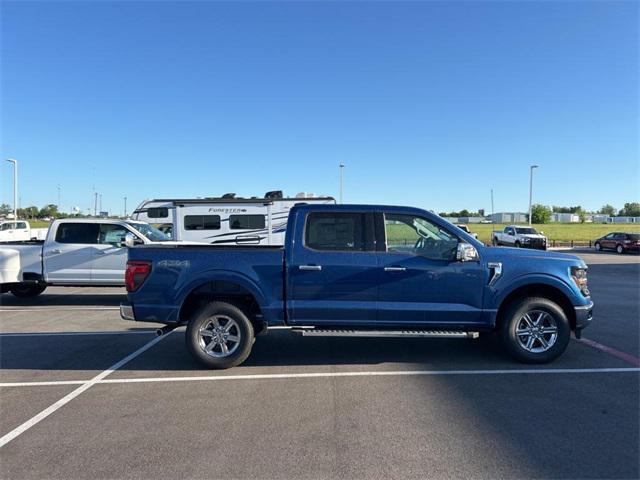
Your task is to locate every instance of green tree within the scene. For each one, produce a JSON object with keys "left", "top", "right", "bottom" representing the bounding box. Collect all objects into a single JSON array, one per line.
[
  {"left": 38, "top": 204, "right": 60, "bottom": 219},
  {"left": 0, "top": 203, "right": 11, "bottom": 216},
  {"left": 24, "top": 206, "right": 39, "bottom": 219},
  {"left": 619, "top": 202, "right": 640, "bottom": 217},
  {"left": 599, "top": 204, "right": 616, "bottom": 216},
  {"left": 531, "top": 204, "right": 552, "bottom": 224}
]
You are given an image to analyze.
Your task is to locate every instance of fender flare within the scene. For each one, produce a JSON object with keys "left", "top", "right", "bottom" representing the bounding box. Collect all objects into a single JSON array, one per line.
[
  {"left": 176, "top": 269, "right": 267, "bottom": 318},
  {"left": 493, "top": 273, "right": 578, "bottom": 308}
]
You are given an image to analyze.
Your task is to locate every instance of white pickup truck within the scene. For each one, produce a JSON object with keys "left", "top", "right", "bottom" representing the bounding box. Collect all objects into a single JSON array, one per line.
[
  {"left": 492, "top": 225, "right": 548, "bottom": 250},
  {"left": 0, "top": 218, "right": 169, "bottom": 297},
  {"left": 0, "top": 220, "right": 48, "bottom": 242}
]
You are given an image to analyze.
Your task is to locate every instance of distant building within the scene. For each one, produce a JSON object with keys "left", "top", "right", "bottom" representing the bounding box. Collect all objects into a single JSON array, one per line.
[
  {"left": 609, "top": 216, "right": 640, "bottom": 223},
  {"left": 586, "top": 214, "right": 609, "bottom": 223},
  {"left": 551, "top": 213, "right": 580, "bottom": 223},
  {"left": 458, "top": 216, "right": 486, "bottom": 224},
  {"left": 489, "top": 212, "right": 528, "bottom": 224}
]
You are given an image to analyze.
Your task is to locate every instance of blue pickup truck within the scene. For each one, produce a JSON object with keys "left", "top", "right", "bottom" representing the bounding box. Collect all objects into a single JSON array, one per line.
[{"left": 121, "top": 204, "right": 593, "bottom": 368}]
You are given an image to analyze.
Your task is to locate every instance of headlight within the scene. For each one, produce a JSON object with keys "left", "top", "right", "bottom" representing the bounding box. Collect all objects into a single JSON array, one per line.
[{"left": 570, "top": 267, "right": 590, "bottom": 296}]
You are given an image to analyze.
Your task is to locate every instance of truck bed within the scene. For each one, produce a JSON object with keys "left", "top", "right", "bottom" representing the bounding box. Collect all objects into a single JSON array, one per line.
[
  {"left": 0, "top": 243, "right": 43, "bottom": 284},
  {"left": 127, "top": 244, "right": 285, "bottom": 325}
]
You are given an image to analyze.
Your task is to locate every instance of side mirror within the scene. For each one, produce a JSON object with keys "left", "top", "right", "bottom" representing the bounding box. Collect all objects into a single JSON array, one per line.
[
  {"left": 508, "top": 231, "right": 514, "bottom": 236},
  {"left": 124, "top": 232, "right": 142, "bottom": 247},
  {"left": 456, "top": 242, "right": 479, "bottom": 262}
]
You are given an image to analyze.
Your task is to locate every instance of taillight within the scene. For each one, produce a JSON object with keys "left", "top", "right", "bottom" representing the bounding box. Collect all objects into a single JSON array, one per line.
[{"left": 125, "top": 261, "right": 151, "bottom": 292}]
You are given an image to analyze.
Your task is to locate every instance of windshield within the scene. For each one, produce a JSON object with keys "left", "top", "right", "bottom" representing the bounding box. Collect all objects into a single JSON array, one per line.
[
  {"left": 515, "top": 227, "right": 538, "bottom": 235},
  {"left": 127, "top": 222, "right": 170, "bottom": 242}
]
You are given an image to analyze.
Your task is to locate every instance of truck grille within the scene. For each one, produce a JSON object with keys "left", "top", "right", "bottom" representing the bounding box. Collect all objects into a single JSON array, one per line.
[{"left": 529, "top": 238, "right": 545, "bottom": 248}]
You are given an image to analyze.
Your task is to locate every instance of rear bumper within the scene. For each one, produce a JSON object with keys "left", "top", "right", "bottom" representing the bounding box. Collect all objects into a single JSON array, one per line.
[
  {"left": 120, "top": 303, "right": 135, "bottom": 321},
  {"left": 574, "top": 301, "right": 594, "bottom": 331}
]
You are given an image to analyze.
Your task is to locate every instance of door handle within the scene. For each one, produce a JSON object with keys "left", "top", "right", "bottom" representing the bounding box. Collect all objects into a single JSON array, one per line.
[
  {"left": 299, "top": 265, "right": 322, "bottom": 271},
  {"left": 384, "top": 266, "right": 407, "bottom": 272},
  {"left": 48, "top": 249, "right": 62, "bottom": 255}
]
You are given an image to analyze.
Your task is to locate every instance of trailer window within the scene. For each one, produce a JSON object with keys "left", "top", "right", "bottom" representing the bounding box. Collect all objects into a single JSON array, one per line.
[
  {"left": 147, "top": 207, "right": 169, "bottom": 218},
  {"left": 229, "top": 215, "right": 265, "bottom": 230},
  {"left": 55, "top": 223, "right": 99, "bottom": 244},
  {"left": 305, "top": 212, "right": 366, "bottom": 251},
  {"left": 184, "top": 215, "right": 221, "bottom": 230}
]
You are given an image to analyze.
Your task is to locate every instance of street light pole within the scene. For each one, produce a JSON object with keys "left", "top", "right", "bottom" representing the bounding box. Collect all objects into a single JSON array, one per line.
[
  {"left": 528, "top": 165, "right": 539, "bottom": 226},
  {"left": 5, "top": 158, "right": 17, "bottom": 219},
  {"left": 491, "top": 189, "right": 494, "bottom": 217},
  {"left": 124, "top": 197, "right": 127, "bottom": 218},
  {"left": 339, "top": 163, "right": 345, "bottom": 204}
]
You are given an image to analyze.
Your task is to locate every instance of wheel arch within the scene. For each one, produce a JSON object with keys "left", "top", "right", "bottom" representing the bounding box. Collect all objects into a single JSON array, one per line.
[
  {"left": 177, "top": 274, "right": 267, "bottom": 334},
  {"left": 496, "top": 283, "right": 577, "bottom": 331}
]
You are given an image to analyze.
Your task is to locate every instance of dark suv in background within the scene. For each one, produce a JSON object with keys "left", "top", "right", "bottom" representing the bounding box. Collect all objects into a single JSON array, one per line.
[{"left": 594, "top": 232, "right": 640, "bottom": 254}]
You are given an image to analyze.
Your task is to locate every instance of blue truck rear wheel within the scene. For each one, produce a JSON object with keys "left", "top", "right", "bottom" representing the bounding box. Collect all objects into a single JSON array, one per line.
[{"left": 186, "top": 301, "right": 255, "bottom": 369}]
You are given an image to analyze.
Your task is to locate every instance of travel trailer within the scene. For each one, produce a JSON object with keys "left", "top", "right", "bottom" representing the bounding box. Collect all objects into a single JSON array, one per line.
[{"left": 131, "top": 191, "right": 335, "bottom": 245}]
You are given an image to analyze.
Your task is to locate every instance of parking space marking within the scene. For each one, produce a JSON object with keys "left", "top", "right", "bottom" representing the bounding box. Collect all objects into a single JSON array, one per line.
[
  {"left": 0, "top": 307, "right": 119, "bottom": 312},
  {"left": 0, "top": 330, "right": 174, "bottom": 449},
  {"left": 1, "top": 367, "right": 638, "bottom": 389},
  {"left": 0, "top": 331, "right": 155, "bottom": 337},
  {"left": 577, "top": 337, "right": 640, "bottom": 367}
]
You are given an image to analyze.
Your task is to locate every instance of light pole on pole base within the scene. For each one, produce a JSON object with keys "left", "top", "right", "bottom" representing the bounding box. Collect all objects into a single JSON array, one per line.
[
  {"left": 339, "top": 163, "right": 345, "bottom": 204},
  {"left": 528, "top": 165, "right": 539, "bottom": 226},
  {"left": 5, "top": 158, "right": 17, "bottom": 219}
]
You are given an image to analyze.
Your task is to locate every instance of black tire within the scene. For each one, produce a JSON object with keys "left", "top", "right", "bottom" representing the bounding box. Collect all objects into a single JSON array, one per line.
[
  {"left": 594, "top": 242, "right": 601, "bottom": 251},
  {"left": 500, "top": 297, "right": 571, "bottom": 364},
  {"left": 185, "top": 301, "right": 255, "bottom": 369},
  {"left": 616, "top": 244, "right": 624, "bottom": 254},
  {"left": 9, "top": 284, "right": 47, "bottom": 298},
  {"left": 514, "top": 241, "right": 521, "bottom": 248}
]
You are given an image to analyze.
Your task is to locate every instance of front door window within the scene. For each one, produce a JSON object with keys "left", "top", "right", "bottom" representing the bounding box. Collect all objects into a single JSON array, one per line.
[{"left": 384, "top": 214, "right": 458, "bottom": 261}]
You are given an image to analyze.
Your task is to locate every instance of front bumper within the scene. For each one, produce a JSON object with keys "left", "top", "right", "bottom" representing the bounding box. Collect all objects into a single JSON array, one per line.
[
  {"left": 521, "top": 241, "right": 547, "bottom": 250},
  {"left": 574, "top": 301, "right": 594, "bottom": 332},
  {"left": 120, "top": 303, "right": 135, "bottom": 321}
]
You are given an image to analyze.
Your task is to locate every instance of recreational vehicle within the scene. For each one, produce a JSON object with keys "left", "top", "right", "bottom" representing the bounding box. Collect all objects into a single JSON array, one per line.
[{"left": 131, "top": 191, "right": 335, "bottom": 245}]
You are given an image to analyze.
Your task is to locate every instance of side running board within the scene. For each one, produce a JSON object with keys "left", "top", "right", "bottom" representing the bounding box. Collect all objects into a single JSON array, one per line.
[{"left": 291, "top": 329, "right": 479, "bottom": 339}]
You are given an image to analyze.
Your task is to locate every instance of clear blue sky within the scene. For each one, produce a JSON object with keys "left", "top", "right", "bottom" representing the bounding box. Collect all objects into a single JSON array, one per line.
[{"left": 1, "top": 0, "right": 638, "bottom": 216}]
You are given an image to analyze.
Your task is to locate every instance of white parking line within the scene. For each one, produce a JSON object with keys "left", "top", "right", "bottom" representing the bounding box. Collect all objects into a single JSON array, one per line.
[
  {"left": 0, "top": 330, "right": 174, "bottom": 449},
  {"left": 0, "top": 307, "right": 119, "bottom": 312},
  {"left": 1, "top": 367, "right": 638, "bottom": 389},
  {"left": 0, "top": 330, "right": 155, "bottom": 337}
]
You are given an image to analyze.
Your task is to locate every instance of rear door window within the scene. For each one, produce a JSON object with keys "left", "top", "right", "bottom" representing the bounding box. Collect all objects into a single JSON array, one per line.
[
  {"left": 305, "top": 212, "right": 367, "bottom": 251},
  {"left": 55, "top": 223, "right": 99, "bottom": 244}
]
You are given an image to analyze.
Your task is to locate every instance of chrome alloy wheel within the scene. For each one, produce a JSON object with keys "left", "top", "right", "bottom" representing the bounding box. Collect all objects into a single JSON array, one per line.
[
  {"left": 515, "top": 310, "right": 558, "bottom": 353},
  {"left": 198, "top": 315, "right": 241, "bottom": 358}
]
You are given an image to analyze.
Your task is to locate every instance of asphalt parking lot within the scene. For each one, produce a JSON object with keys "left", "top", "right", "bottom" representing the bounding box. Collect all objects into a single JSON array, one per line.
[{"left": 0, "top": 250, "right": 638, "bottom": 479}]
